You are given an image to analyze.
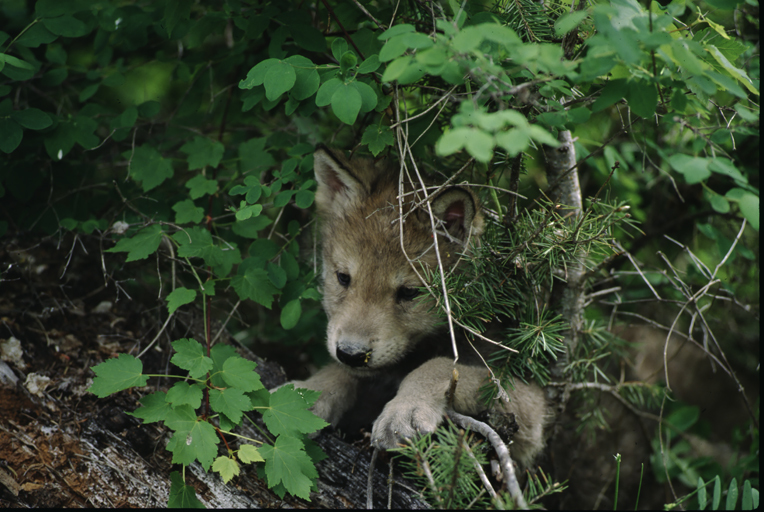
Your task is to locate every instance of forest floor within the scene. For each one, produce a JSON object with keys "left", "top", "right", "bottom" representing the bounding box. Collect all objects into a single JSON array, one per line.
[{"left": 0, "top": 234, "right": 425, "bottom": 508}]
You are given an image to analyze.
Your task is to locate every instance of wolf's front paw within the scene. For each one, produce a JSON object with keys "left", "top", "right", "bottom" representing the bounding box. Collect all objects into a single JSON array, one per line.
[{"left": 370, "top": 397, "right": 445, "bottom": 449}]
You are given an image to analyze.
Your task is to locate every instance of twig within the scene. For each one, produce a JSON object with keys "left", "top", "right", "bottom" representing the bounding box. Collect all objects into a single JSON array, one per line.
[
  {"left": 448, "top": 410, "right": 528, "bottom": 508},
  {"left": 463, "top": 441, "right": 498, "bottom": 501},
  {"left": 367, "top": 447, "right": 379, "bottom": 509}
]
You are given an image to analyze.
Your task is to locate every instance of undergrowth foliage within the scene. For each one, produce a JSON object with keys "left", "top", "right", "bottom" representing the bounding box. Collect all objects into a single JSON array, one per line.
[
  {"left": 0, "top": 0, "right": 759, "bottom": 508},
  {"left": 88, "top": 339, "right": 327, "bottom": 504}
]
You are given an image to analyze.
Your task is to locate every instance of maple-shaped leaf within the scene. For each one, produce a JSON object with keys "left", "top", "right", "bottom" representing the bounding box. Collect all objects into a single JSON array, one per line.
[
  {"left": 166, "top": 287, "right": 197, "bottom": 315},
  {"left": 127, "top": 391, "right": 172, "bottom": 423},
  {"left": 88, "top": 353, "right": 148, "bottom": 397},
  {"left": 238, "top": 444, "right": 264, "bottom": 464},
  {"left": 168, "top": 471, "right": 205, "bottom": 509},
  {"left": 220, "top": 356, "right": 263, "bottom": 392},
  {"left": 261, "top": 385, "right": 327, "bottom": 437},
  {"left": 165, "top": 381, "right": 204, "bottom": 409},
  {"left": 259, "top": 435, "right": 317, "bottom": 501},
  {"left": 165, "top": 405, "right": 218, "bottom": 470},
  {"left": 105, "top": 224, "right": 164, "bottom": 262},
  {"left": 212, "top": 455, "right": 240, "bottom": 484},
  {"left": 180, "top": 137, "right": 224, "bottom": 170},
  {"left": 170, "top": 338, "right": 213, "bottom": 379},
  {"left": 209, "top": 387, "right": 252, "bottom": 424},
  {"left": 209, "top": 344, "right": 238, "bottom": 388}
]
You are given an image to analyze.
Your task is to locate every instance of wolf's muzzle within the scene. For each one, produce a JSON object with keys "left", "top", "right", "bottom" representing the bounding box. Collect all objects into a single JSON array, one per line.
[{"left": 336, "top": 344, "right": 371, "bottom": 368}]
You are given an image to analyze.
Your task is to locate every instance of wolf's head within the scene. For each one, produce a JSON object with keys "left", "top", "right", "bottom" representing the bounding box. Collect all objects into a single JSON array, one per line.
[{"left": 313, "top": 147, "right": 483, "bottom": 373}]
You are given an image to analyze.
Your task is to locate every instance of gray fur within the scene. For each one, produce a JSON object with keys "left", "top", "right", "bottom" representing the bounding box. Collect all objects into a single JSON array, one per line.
[{"left": 283, "top": 148, "right": 549, "bottom": 468}]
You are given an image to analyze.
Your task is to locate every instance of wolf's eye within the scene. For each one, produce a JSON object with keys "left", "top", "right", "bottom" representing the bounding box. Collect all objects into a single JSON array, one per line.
[
  {"left": 397, "top": 286, "right": 420, "bottom": 302},
  {"left": 336, "top": 272, "right": 351, "bottom": 287}
]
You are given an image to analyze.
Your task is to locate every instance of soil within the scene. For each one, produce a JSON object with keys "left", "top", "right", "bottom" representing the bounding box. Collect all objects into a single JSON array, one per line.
[{"left": 0, "top": 234, "right": 426, "bottom": 508}]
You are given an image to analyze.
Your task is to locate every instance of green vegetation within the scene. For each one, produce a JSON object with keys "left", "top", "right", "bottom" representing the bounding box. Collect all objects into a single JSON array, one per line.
[{"left": 0, "top": 0, "right": 757, "bottom": 508}]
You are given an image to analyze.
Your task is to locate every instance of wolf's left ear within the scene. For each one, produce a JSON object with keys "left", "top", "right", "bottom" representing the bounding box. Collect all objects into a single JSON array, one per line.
[
  {"left": 313, "top": 147, "right": 366, "bottom": 214},
  {"left": 429, "top": 187, "right": 484, "bottom": 243}
]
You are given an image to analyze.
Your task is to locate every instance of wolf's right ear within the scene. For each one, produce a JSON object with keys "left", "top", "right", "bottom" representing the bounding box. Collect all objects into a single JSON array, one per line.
[{"left": 314, "top": 147, "right": 366, "bottom": 213}]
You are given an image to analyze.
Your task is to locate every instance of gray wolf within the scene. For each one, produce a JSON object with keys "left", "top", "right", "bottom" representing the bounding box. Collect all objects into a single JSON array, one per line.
[{"left": 287, "top": 147, "right": 548, "bottom": 468}]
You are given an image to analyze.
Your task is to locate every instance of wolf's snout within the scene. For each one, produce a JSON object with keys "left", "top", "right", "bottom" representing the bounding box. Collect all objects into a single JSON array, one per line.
[{"left": 336, "top": 343, "right": 371, "bottom": 368}]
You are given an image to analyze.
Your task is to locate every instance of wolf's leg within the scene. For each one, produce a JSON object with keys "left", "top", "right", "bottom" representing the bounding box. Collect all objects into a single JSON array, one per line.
[
  {"left": 282, "top": 362, "right": 359, "bottom": 426},
  {"left": 370, "top": 357, "right": 547, "bottom": 468}
]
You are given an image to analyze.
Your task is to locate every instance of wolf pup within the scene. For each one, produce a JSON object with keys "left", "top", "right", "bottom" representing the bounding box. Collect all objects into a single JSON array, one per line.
[{"left": 286, "top": 147, "right": 548, "bottom": 468}]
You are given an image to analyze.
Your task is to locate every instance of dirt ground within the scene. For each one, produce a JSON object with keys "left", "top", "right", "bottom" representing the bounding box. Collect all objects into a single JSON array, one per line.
[{"left": 0, "top": 234, "right": 426, "bottom": 508}]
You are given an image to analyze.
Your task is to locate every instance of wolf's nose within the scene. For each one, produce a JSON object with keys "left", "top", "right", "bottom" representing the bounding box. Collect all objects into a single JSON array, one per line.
[{"left": 336, "top": 345, "right": 370, "bottom": 367}]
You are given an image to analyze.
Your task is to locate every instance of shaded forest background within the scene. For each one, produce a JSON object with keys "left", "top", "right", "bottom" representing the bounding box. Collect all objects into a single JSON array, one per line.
[{"left": 0, "top": 0, "right": 759, "bottom": 508}]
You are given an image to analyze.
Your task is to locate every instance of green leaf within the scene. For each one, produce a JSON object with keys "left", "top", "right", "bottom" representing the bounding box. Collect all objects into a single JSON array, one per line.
[
  {"left": 711, "top": 475, "right": 722, "bottom": 510},
  {"left": 352, "top": 81, "right": 378, "bottom": 113},
  {"left": 171, "top": 338, "right": 214, "bottom": 379},
  {"left": 168, "top": 471, "right": 205, "bottom": 508},
  {"left": 209, "top": 387, "right": 253, "bottom": 423},
  {"left": 172, "top": 226, "right": 241, "bottom": 277},
  {"left": 736, "top": 192, "right": 759, "bottom": 230},
  {"left": 361, "top": 124, "right": 395, "bottom": 156},
  {"left": 185, "top": 174, "right": 219, "bottom": 199},
  {"left": 106, "top": 224, "right": 164, "bottom": 262},
  {"left": 239, "top": 59, "right": 278, "bottom": 89},
  {"left": 666, "top": 405, "right": 699, "bottom": 432},
  {"left": 173, "top": 199, "right": 205, "bottom": 224},
  {"left": 706, "top": 45, "right": 759, "bottom": 95},
  {"left": 126, "top": 145, "right": 174, "bottom": 192},
  {"left": 166, "top": 381, "right": 204, "bottom": 409},
  {"left": 166, "top": 287, "right": 197, "bottom": 314},
  {"left": 213, "top": 456, "right": 240, "bottom": 484},
  {"left": 16, "top": 23, "right": 57, "bottom": 48},
  {"left": 668, "top": 154, "right": 711, "bottom": 184},
  {"left": 231, "top": 265, "right": 279, "bottom": 308},
  {"left": 209, "top": 344, "right": 239, "bottom": 389},
  {"left": 264, "top": 60, "right": 296, "bottom": 101},
  {"left": 555, "top": 10, "right": 589, "bottom": 36},
  {"left": 110, "top": 105, "right": 138, "bottom": 130},
  {"left": 381, "top": 55, "right": 412, "bottom": 82},
  {"left": 294, "top": 190, "right": 314, "bottom": 209},
  {"left": 357, "top": 55, "right": 381, "bottom": 74},
  {"left": 260, "top": 435, "right": 317, "bottom": 500},
  {"left": 42, "top": 15, "right": 89, "bottom": 37},
  {"left": 727, "top": 478, "right": 739, "bottom": 510},
  {"left": 11, "top": 108, "right": 52, "bottom": 130},
  {"left": 0, "top": 119, "right": 22, "bottom": 154},
  {"left": 742, "top": 480, "right": 753, "bottom": 510},
  {"left": 238, "top": 444, "right": 264, "bottom": 464},
  {"left": 127, "top": 391, "right": 172, "bottom": 423},
  {"left": 220, "top": 356, "right": 263, "bottom": 392},
  {"left": 88, "top": 354, "right": 148, "bottom": 398},
  {"left": 626, "top": 80, "right": 658, "bottom": 118},
  {"left": 180, "top": 137, "right": 225, "bottom": 170},
  {"left": 378, "top": 24, "right": 415, "bottom": 40},
  {"left": 708, "top": 158, "right": 747, "bottom": 184},
  {"left": 166, "top": 407, "right": 218, "bottom": 470},
  {"left": 239, "top": 138, "right": 276, "bottom": 173},
  {"left": 286, "top": 55, "right": 320, "bottom": 101},
  {"left": 315, "top": 77, "right": 341, "bottom": 107},
  {"left": 267, "top": 262, "right": 287, "bottom": 289},
  {"left": 262, "top": 385, "right": 328, "bottom": 437},
  {"left": 331, "top": 83, "right": 362, "bottom": 124},
  {"left": 280, "top": 299, "right": 301, "bottom": 330},
  {"left": 698, "top": 477, "right": 707, "bottom": 510},
  {"left": 164, "top": 0, "right": 193, "bottom": 39}
]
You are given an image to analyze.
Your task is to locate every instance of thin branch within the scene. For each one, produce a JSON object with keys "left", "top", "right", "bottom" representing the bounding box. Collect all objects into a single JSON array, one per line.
[{"left": 447, "top": 410, "right": 528, "bottom": 508}]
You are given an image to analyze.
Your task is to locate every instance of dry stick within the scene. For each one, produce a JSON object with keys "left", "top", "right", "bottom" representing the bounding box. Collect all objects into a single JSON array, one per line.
[
  {"left": 448, "top": 410, "right": 529, "bottom": 509},
  {"left": 366, "top": 447, "right": 379, "bottom": 509},
  {"left": 463, "top": 441, "right": 498, "bottom": 501},
  {"left": 387, "top": 458, "right": 394, "bottom": 509}
]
